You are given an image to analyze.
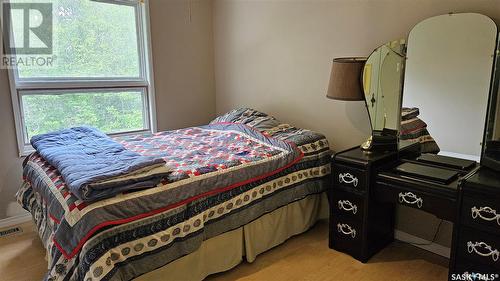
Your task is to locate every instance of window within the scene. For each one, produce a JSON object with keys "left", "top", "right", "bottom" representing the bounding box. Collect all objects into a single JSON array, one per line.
[{"left": 2, "top": 0, "right": 156, "bottom": 155}]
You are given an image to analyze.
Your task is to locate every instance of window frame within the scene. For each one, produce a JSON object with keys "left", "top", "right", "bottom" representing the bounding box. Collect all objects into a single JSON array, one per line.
[{"left": 5, "top": 0, "right": 157, "bottom": 156}]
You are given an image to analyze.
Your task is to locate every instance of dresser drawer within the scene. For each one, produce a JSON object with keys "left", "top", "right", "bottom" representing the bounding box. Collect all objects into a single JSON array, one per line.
[
  {"left": 331, "top": 189, "right": 364, "bottom": 221},
  {"left": 374, "top": 182, "right": 456, "bottom": 221},
  {"left": 462, "top": 195, "right": 500, "bottom": 233},
  {"left": 333, "top": 164, "right": 367, "bottom": 193},
  {"left": 457, "top": 226, "right": 500, "bottom": 270},
  {"left": 330, "top": 215, "right": 363, "bottom": 260}
]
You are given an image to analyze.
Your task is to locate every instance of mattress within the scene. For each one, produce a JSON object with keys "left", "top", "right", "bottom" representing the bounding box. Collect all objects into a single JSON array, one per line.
[{"left": 17, "top": 108, "right": 332, "bottom": 281}]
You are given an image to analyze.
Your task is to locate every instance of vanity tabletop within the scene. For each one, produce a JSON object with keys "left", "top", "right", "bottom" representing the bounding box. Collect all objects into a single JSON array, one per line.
[
  {"left": 335, "top": 141, "right": 420, "bottom": 167},
  {"left": 463, "top": 167, "right": 500, "bottom": 194}
]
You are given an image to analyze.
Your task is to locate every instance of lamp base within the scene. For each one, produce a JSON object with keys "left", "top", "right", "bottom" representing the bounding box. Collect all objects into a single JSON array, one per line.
[
  {"left": 360, "top": 136, "right": 373, "bottom": 150},
  {"left": 360, "top": 131, "right": 398, "bottom": 152}
]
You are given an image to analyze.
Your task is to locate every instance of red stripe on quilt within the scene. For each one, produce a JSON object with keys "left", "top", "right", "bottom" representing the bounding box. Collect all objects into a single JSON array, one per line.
[{"left": 49, "top": 213, "right": 61, "bottom": 224}]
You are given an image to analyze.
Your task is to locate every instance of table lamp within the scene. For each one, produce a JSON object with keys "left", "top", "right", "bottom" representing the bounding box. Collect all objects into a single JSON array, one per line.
[
  {"left": 326, "top": 57, "right": 366, "bottom": 101},
  {"left": 326, "top": 57, "right": 373, "bottom": 149}
]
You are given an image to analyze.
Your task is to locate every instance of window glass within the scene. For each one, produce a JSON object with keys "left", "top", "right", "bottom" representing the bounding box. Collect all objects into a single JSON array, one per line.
[
  {"left": 21, "top": 89, "right": 148, "bottom": 140},
  {"left": 12, "top": 0, "right": 141, "bottom": 79}
]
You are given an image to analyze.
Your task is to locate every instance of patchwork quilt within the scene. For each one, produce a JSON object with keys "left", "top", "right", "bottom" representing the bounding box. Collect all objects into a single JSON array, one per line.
[{"left": 17, "top": 109, "right": 332, "bottom": 281}]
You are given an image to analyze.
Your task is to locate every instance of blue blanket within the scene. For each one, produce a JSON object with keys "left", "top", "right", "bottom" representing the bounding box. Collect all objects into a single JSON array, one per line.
[{"left": 30, "top": 127, "right": 168, "bottom": 202}]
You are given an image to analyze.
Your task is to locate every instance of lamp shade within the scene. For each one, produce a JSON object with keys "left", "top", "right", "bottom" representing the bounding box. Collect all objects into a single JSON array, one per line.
[{"left": 326, "top": 57, "right": 367, "bottom": 101}]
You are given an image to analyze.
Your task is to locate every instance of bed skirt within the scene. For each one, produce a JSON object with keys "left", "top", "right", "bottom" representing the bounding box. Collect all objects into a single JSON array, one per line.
[{"left": 135, "top": 192, "right": 329, "bottom": 281}]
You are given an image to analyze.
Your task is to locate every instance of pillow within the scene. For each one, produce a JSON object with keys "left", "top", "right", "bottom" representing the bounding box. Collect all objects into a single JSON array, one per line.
[
  {"left": 210, "top": 108, "right": 283, "bottom": 132},
  {"left": 211, "top": 108, "right": 327, "bottom": 147}
]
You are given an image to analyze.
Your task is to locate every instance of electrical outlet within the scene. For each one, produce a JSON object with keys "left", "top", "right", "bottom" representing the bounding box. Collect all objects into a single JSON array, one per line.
[{"left": 0, "top": 227, "right": 23, "bottom": 238}]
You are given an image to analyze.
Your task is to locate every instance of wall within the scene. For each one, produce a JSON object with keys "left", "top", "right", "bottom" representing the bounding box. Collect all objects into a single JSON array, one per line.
[
  {"left": 0, "top": 69, "right": 25, "bottom": 220},
  {"left": 0, "top": 0, "right": 216, "bottom": 221},
  {"left": 213, "top": 0, "right": 500, "bottom": 247},
  {"left": 149, "top": 0, "right": 216, "bottom": 131}
]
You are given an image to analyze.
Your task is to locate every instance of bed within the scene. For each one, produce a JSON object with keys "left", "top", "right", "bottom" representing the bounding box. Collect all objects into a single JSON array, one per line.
[{"left": 17, "top": 108, "right": 332, "bottom": 281}]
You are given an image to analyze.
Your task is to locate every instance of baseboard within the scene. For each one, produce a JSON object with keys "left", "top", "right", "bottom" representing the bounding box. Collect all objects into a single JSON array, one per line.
[
  {"left": 0, "top": 213, "right": 32, "bottom": 230},
  {"left": 395, "top": 229, "right": 451, "bottom": 258}
]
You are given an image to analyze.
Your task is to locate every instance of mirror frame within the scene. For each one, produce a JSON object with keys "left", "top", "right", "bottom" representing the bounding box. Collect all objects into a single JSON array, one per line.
[{"left": 481, "top": 35, "right": 500, "bottom": 171}]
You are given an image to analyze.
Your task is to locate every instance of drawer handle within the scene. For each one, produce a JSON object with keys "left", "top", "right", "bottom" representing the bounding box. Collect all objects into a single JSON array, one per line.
[
  {"left": 337, "top": 223, "right": 356, "bottom": 238},
  {"left": 467, "top": 241, "right": 499, "bottom": 262},
  {"left": 398, "top": 192, "right": 423, "bottom": 208},
  {"left": 338, "top": 200, "right": 358, "bottom": 214},
  {"left": 471, "top": 206, "right": 500, "bottom": 226},
  {"left": 339, "top": 173, "right": 358, "bottom": 187}
]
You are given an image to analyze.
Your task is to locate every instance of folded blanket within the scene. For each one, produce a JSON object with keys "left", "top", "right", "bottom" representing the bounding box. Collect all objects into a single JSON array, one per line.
[
  {"left": 400, "top": 108, "right": 440, "bottom": 154},
  {"left": 401, "top": 107, "right": 420, "bottom": 121},
  {"left": 30, "top": 127, "right": 171, "bottom": 202}
]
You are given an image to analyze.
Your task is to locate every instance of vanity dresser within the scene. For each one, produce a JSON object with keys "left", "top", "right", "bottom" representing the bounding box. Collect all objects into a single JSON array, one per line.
[
  {"left": 328, "top": 13, "right": 500, "bottom": 280},
  {"left": 330, "top": 146, "right": 500, "bottom": 279}
]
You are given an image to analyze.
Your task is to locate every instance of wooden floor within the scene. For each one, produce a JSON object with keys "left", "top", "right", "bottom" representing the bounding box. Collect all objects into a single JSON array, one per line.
[{"left": 0, "top": 220, "right": 449, "bottom": 281}]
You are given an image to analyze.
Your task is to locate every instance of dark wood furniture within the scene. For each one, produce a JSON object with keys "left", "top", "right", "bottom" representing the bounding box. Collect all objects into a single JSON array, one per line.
[
  {"left": 329, "top": 144, "right": 500, "bottom": 279},
  {"left": 451, "top": 167, "right": 500, "bottom": 276},
  {"left": 328, "top": 142, "right": 420, "bottom": 262}
]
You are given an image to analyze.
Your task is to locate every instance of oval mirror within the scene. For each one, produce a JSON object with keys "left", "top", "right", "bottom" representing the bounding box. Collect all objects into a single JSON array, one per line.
[{"left": 402, "top": 13, "right": 497, "bottom": 160}]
